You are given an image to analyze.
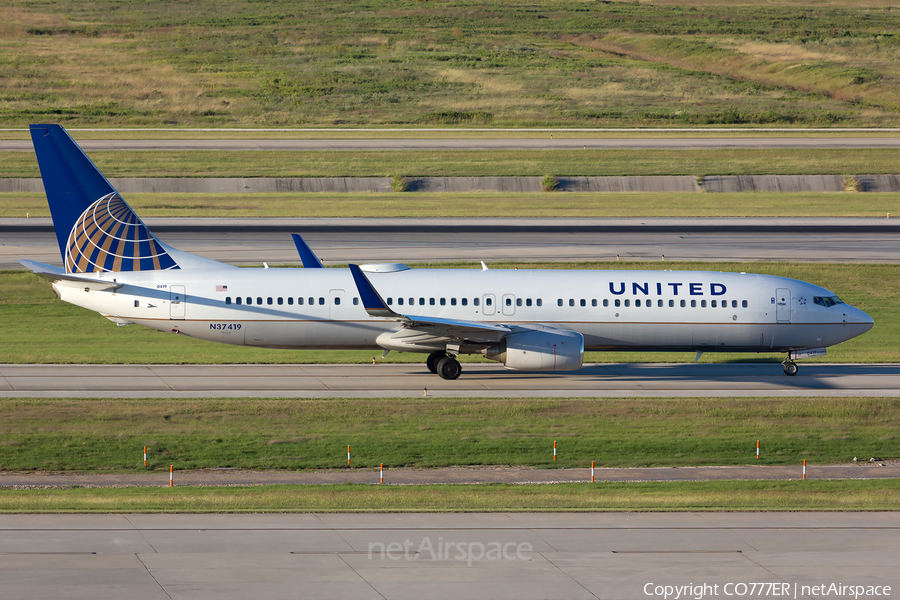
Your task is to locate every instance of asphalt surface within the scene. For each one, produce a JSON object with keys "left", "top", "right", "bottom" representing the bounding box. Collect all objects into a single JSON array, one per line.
[
  {"left": 2, "top": 464, "right": 897, "bottom": 489},
  {"left": 0, "top": 513, "right": 896, "bottom": 600},
  {"left": 2, "top": 363, "right": 898, "bottom": 398},
  {"left": 5, "top": 137, "right": 900, "bottom": 150},
  {"left": 4, "top": 217, "right": 900, "bottom": 268}
]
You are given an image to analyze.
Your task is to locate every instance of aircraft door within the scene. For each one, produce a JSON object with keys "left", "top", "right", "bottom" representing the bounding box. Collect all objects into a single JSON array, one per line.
[
  {"left": 329, "top": 289, "right": 345, "bottom": 319},
  {"left": 170, "top": 285, "right": 185, "bottom": 319},
  {"left": 482, "top": 294, "right": 496, "bottom": 316},
  {"left": 776, "top": 288, "right": 791, "bottom": 322},
  {"left": 502, "top": 294, "right": 516, "bottom": 316}
]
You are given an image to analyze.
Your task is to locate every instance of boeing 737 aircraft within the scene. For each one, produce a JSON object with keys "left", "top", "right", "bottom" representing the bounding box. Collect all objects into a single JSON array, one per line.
[{"left": 21, "top": 124, "right": 873, "bottom": 379}]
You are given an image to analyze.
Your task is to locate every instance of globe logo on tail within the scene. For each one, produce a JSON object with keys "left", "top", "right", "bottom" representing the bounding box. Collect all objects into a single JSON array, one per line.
[{"left": 64, "top": 193, "right": 179, "bottom": 273}]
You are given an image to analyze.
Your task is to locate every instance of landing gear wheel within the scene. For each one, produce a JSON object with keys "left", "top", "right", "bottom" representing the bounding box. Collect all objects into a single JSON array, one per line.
[
  {"left": 426, "top": 352, "right": 446, "bottom": 374},
  {"left": 783, "top": 361, "right": 799, "bottom": 376},
  {"left": 437, "top": 356, "right": 462, "bottom": 380}
]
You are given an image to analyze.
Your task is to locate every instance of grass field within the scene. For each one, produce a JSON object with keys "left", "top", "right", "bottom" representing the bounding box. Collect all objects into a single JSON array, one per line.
[
  {"left": 2, "top": 481, "right": 898, "bottom": 513},
  {"left": 0, "top": 396, "right": 896, "bottom": 471},
  {"left": 0, "top": 261, "right": 894, "bottom": 364},
  {"left": 4, "top": 1, "right": 900, "bottom": 128},
  {"left": 5, "top": 148, "right": 900, "bottom": 178},
  {"left": 4, "top": 190, "right": 900, "bottom": 219}
]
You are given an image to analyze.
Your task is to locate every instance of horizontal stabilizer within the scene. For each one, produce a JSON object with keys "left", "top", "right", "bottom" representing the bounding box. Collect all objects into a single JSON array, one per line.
[{"left": 19, "top": 260, "right": 123, "bottom": 291}]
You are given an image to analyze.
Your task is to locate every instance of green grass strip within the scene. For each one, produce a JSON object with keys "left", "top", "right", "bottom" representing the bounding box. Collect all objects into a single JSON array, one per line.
[
  {"left": 4, "top": 149, "right": 900, "bottom": 178},
  {"left": 1, "top": 397, "right": 897, "bottom": 471},
  {"left": 2, "top": 480, "right": 898, "bottom": 513},
  {"left": 3, "top": 190, "right": 899, "bottom": 218}
]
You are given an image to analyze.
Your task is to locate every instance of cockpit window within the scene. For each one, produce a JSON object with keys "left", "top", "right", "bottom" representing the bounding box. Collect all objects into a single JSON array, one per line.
[{"left": 813, "top": 296, "right": 844, "bottom": 308}]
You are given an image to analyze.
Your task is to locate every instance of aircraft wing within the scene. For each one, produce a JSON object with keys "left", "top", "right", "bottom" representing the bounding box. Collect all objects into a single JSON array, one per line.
[
  {"left": 349, "top": 263, "right": 513, "bottom": 344},
  {"left": 19, "top": 260, "right": 124, "bottom": 291}
]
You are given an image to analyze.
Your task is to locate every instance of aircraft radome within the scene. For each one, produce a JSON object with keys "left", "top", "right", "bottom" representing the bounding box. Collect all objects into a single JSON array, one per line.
[{"left": 21, "top": 124, "right": 874, "bottom": 380}]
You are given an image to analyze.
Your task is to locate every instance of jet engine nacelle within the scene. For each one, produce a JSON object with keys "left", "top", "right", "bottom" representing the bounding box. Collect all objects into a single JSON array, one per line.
[{"left": 486, "top": 330, "right": 584, "bottom": 371}]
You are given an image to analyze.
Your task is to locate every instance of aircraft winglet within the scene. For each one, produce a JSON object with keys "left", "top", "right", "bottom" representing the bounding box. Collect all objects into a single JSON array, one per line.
[
  {"left": 291, "top": 234, "right": 324, "bottom": 268},
  {"left": 348, "top": 264, "right": 396, "bottom": 318}
]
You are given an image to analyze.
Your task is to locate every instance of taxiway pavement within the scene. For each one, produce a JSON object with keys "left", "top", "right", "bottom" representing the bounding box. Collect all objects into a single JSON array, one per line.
[
  {"left": 3, "top": 464, "right": 898, "bottom": 489},
  {"left": 4, "top": 217, "right": 900, "bottom": 269},
  {"left": 1, "top": 363, "right": 898, "bottom": 398},
  {"left": 0, "top": 513, "right": 896, "bottom": 600}
]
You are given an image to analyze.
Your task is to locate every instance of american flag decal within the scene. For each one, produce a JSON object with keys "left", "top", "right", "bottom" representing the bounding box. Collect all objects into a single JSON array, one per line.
[{"left": 216, "top": 285, "right": 228, "bottom": 292}]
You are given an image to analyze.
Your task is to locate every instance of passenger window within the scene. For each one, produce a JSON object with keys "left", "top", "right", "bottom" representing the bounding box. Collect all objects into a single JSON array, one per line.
[
  {"left": 569, "top": 299, "right": 574, "bottom": 307},
  {"left": 711, "top": 300, "right": 717, "bottom": 308},
  {"left": 430, "top": 298, "right": 435, "bottom": 306},
  {"left": 742, "top": 300, "right": 748, "bottom": 308},
  {"left": 319, "top": 297, "right": 325, "bottom": 305},
  {"left": 408, "top": 298, "right": 413, "bottom": 305},
  {"left": 397, "top": 298, "right": 403, "bottom": 305},
  {"left": 135, "top": 299, "right": 141, "bottom": 307},
  {"left": 506, "top": 298, "right": 512, "bottom": 306},
  {"left": 516, "top": 298, "right": 522, "bottom": 307},
  {"left": 419, "top": 298, "right": 425, "bottom": 306},
  {"left": 387, "top": 297, "right": 393, "bottom": 305},
  {"left": 257, "top": 297, "right": 263, "bottom": 305},
  {"left": 440, "top": 298, "right": 446, "bottom": 306},
  {"left": 236, "top": 297, "right": 242, "bottom": 305},
  {"left": 353, "top": 297, "right": 359, "bottom": 305},
  {"left": 247, "top": 297, "right": 252, "bottom": 305},
  {"left": 526, "top": 298, "right": 532, "bottom": 307},
  {"left": 580, "top": 299, "right": 586, "bottom": 307},
  {"left": 615, "top": 299, "right": 620, "bottom": 307},
  {"left": 691, "top": 300, "right": 697, "bottom": 308},
  {"left": 701, "top": 300, "right": 706, "bottom": 308},
  {"left": 558, "top": 299, "right": 563, "bottom": 307},
  {"left": 732, "top": 300, "right": 737, "bottom": 308},
  {"left": 267, "top": 297, "right": 273, "bottom": 305},
  {"left": 592, "top": 299, "right": 597, "bottom": 307},
  {"left": 624, "top": 299, "right": 630, "bottom": 307},
  {"left": 635, "top": 299, "right": 641, "bottom": 307},
  {"left": 603, "top": 299, "right": 609, "bottom": 307},
  {"left": 278, "top": 297, "right": 284, "bottom": 305},
  {"left": 462, "top": 298, "right": 468, "bottom": 306},
  {"left": 657, "top": 299, "right": 663, "bottom": 307},
  {"left": 474, "top": 298, "right": 480, "bottom": 306},
  {"left": 224, "top": 298, "right": 230, "bottom": 306},
  {"left": 288, "top": 297, "right": 293, "bottom": 305},
  {"left": 536, "top": 299, "right": 542, "bottom": 307},
  {"left": 308, "top": 297, "right": 314, "bottom": 305},
  {"left": 680, "top": 300, "right": 686, "bottom": 307},
  {"left": 669, "top": 300, "right": 674, "bottom": 307},
  {"left": 297, "top": 297, "right": 303, "bottom": 305},
  {"left": 334, "top": 297, "right": 340, "bottom": 305},
  {"left": 451, "top": 298, "right": 457, "bottom": 306},
  {"left": 486, "top": 298, "right": 492, "bottom": 306}
]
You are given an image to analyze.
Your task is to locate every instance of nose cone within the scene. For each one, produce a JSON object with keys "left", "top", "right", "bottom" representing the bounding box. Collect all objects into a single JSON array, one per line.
[{"left": 845, "top": 305, "right": 874, "bottom": 331}]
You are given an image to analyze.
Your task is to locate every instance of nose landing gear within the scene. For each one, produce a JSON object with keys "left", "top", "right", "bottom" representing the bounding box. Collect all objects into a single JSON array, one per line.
[{"left": 782, "top": 359, "right": 799, "bottom": 376}]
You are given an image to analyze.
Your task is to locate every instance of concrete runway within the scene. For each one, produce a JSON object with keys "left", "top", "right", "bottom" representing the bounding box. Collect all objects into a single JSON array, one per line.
[
  {"left": 0, "top": 513, "right": 896, "bottom": 600},
  {"left": 2, "top": 363, "right": 899, "bottom": 398},
  {"left": 4, "top": 137, "right": 900, "bottom": 150},
  {"left": 4, "top": 217, "right": 900, "bottom": 268}
]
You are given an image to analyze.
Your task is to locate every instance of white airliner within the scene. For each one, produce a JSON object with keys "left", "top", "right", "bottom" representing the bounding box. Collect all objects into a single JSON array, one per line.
[{"left": 22, "top": 124, "right": 873, "bottom": 379}]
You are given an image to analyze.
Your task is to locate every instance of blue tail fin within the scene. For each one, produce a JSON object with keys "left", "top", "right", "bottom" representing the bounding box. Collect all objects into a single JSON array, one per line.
[{"left": 30, "top": 124, "right": 178, "bottom": 273}]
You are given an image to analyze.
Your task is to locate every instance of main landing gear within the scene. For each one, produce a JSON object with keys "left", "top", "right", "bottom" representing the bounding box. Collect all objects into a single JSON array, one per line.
[
  {"left": 782, "top": 359, "right": 799, "bottom": 376},
  {"left": 426, "top": 351, "right": 462, "bottom": 380}
]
